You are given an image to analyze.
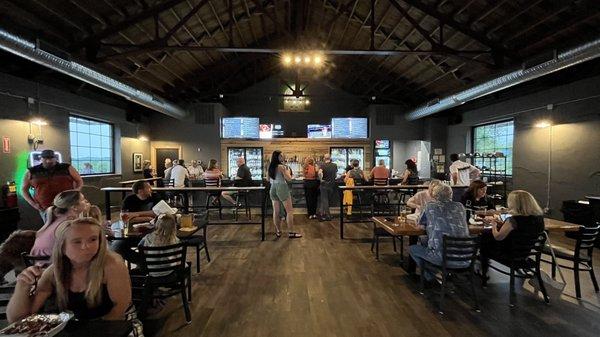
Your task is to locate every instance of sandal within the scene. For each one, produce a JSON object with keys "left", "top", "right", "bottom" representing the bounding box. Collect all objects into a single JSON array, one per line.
[
  {"left": 288, "top": 232, "right": 303, "bottom": 239},
  {"left": 275, "top": 230, "right": 281, "bottom": 238}
]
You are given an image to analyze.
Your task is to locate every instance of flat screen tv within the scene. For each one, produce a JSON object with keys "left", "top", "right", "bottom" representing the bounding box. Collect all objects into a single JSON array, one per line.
[
  {"left": 259, "top": 124, "right": 284, "bottom": 138},
  {"left": 221, "top": 117, "right": 259, "bottom": 139},
  {"left": 307, "top": 124, "right": 332, "bottom": 138},
  {"left": 331, "top": 117, "right": 368, "bottom": 138}
]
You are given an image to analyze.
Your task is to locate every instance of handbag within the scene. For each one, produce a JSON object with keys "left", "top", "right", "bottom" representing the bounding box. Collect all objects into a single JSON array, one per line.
[{"left": 528, "top": 232, "right": 566, "bottom": 297}]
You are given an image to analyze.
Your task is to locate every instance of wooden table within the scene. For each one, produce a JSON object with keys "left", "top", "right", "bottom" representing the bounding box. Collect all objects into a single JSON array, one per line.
[
  {"left": 372, "top": 216, "right": 581, "bottom": 272},
  {"left": 337, "top": 185, "right": 470, "bottom": 239},
  {"left": 102, "top": 186, "right": 268, "bottom": 241}
]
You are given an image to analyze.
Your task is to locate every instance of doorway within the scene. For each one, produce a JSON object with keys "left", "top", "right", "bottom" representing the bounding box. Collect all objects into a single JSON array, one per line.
[{"left": 155, "top": 148, "right": 180, "bottom": 177}]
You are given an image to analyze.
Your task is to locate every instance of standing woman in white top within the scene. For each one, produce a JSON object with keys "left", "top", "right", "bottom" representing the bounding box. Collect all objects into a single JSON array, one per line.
[{"left": 449, "top": 153, "right": 480, "bottom": 186}]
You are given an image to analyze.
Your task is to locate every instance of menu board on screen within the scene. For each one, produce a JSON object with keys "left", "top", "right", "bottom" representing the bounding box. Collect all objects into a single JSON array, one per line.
[
  {"left": 331, "top": 118, "right": 368, "bottom": 138},
  {"left": 221, "top": 117, "right": 259, "bottom": 139},
  {"left": 260, "top": 124, "right": 284, "bottom": 138},
  {"left": 307, "top": 124, "right": 332, "bottom": 138}
]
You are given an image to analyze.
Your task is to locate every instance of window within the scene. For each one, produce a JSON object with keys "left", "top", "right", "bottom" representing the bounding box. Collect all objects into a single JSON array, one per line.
[
  {"left": 69, "top": 116, "right": 113, "bottom": 175},
  {"left": 472, "top": 120, "right": 514, "bottom": 175}
]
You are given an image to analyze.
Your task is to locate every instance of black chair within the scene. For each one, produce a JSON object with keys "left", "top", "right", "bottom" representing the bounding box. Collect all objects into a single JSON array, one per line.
[
  {"left": 21, "top": 253, "right": 51, "bottom": 267},
  {"left": 542, "top": 223, "right": 599, "bottom": 298},
  {"left": 204, "top": 178, "right": 223, "bottom": 219},
  {"left": 372, "top": 178, "right": 391, "bottom": 215},
  {"left": 351, "top": 178, "right": 365, "bottom": 216},
  {"left": 135, "top": 242, "right": 192, "bottom": 324},
  {"left": 371, "top": 226, "right": 401, "bottom": 261},
  {"left": 419, "top": 235, "right": 480, "bottom": 314},
  {"left": 182, "top": 219, "right": 211, "bottom": 273},
  {"left": 234, "top": 190, "right": 252, "bottom": 220},
  {"left": 486, "top": 232, "right": 548, "bottom": 307}
]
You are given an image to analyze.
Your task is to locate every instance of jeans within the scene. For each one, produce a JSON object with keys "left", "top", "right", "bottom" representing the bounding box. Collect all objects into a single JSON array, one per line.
[
  {"left": 409, "top": 245, "right": 438, "bottom": 281},
  {"left": 303, "top": 180, "right": 320, "bottom": 216},
  {"left": 319, "top": 181, "right": 335, "bottom": 217}
]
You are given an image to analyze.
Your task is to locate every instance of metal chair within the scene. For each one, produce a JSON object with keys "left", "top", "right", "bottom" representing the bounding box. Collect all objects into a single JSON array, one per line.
[
  {"left": 204, "top": 178, "right": 222, "bottom": 219},
  {"left": 181, "top": 219, "right": 211, "bottom": 273},
  {"left": 419, "top": 235, "right": 480, "bottom": 314},
  {"left": 542, "top": 223, "right": 599, "bottom": 298},
  {"left": 486, "top": 232, "right": 548, "bottom": 307},
  {"left": 134, "top": 242, "right": 192, "bottom": 323},
  {"left": 372, "top": 178, "right": 391, "bottom": 215},
  {"left": 234, "top": 190, "right": 252, "bottom": 220}
]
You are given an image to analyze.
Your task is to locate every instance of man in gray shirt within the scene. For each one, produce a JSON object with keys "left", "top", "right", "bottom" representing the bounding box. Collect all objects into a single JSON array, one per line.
[{"left": 318, "top": 154, "right": 338, "bottom": 221}]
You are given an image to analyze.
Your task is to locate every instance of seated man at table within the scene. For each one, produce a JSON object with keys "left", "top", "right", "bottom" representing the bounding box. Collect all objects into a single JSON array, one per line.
[
  {"left": 409, "top": 184, "right": 469, "bottom": 283},
  {"left": 121, "top": 181, "right": 162, "bottom": 222},
  {"left": 222, "top": 157, "right": 253, "bottom": 205},
  {"left": 406, "top": 179, "right": 442, "bottom": 219}
]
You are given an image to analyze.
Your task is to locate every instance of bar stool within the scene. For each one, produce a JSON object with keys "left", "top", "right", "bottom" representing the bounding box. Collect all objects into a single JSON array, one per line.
[
  {"left": 234, "top": 190, "right": 252, "bottom": 220},
  {"left": 204, "top": 178, "right": 222, "bottom": 219}
]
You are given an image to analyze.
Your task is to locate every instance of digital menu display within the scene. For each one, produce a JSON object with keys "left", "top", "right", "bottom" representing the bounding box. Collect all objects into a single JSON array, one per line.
[
  {"left": 259, "top": 124, "right": 284, "bottom": 138},
  {"left": 331, "top": 118, "right": 368, "bottom": 138},
  {"left": 221, "top": 117, "right": 259, "bottom": 139},
  {"left": 307, "top": 124, "right": 332, "bottom": 138}
]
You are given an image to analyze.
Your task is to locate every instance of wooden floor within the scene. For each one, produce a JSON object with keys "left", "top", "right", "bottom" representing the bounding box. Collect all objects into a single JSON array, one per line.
[{"left": 147, "top": 215, "right": 600, "bottom": 337}]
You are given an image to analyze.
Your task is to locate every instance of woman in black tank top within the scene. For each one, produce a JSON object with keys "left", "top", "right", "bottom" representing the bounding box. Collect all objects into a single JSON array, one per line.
[
  {"left": 7, "top": 218, "right": 136, "bottom": 325},
  {"left": 479, "top": 190, "right": 545, "bottom": 281}
]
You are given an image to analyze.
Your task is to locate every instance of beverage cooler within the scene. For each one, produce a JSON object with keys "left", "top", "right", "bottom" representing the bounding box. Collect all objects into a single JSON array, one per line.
[
  {"left": 374, "top": 139, "right": 391, "bottom": 169},
  {"left": 227, "top": 147, "right": 263, "bottom": 180},
  {"left": 330, "top": 147, "right": 364, "bottom": 177}
]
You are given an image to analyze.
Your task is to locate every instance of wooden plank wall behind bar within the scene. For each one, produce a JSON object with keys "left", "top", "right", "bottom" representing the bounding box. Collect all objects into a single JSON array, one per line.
[{"left": 221, "top": 138, "right": 372, "bottom": 177}]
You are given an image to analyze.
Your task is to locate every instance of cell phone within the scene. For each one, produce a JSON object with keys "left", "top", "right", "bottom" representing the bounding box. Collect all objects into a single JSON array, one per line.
[{"left": 500, "top": 213, "right": 511, "bottom": 221}]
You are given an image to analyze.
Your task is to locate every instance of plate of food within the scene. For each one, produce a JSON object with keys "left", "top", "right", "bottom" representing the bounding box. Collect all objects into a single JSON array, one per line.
[{"left": 0, "top": 312, "right": 73, "bottom": 337}]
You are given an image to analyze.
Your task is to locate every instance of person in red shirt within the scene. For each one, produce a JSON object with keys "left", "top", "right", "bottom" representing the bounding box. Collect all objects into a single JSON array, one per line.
[
  {"left": 21, "top": 149, "right": 83, "bottom": 221},
  {"left": 369, "top": 159, "right": 390, "bottom": 181}
]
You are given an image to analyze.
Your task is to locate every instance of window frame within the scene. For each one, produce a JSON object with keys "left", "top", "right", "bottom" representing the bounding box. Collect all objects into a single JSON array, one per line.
[
  {"left": 471, "top": 119, "right": 514, "bottom": 176},
  {"left": 68, "top": 114, "right": 115, "bottom": 176}
]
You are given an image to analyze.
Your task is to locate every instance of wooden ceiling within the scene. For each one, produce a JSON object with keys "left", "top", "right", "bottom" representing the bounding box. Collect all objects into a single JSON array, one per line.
[{"left": 1, "top": 0, "right": 599, "bottom": 105}]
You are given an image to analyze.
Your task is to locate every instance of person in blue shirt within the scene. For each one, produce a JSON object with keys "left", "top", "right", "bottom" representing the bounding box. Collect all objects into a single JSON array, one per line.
[{"left": 409, "top": 184, "right": 470, "bottom": 282}]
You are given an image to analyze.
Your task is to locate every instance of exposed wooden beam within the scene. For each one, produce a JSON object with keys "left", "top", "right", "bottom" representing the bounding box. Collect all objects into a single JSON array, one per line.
[
  {"left": 72, "top": 0, "right": 189, "bottom": 49},
  {"left": 398, "top": 0, "right": 519, "bottom": 61}
]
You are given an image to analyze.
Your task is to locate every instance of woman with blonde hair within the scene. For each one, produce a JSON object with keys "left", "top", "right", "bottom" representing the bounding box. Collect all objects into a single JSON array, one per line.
[
  {"left": 138, "top": 214, "right": 180, "bottom": 280},
  {"left": 7, "top": 218, "right": 137, "bottom": 325},
  {"left": 30, "top": 190, "right": 90, "bottom": 257},
  {"left": 479, "top": 190, "right": 545, "bottom": 284}
]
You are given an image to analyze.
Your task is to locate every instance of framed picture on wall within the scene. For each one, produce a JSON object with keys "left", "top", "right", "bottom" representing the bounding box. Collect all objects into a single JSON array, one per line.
[{"left": 133, "top": 153, "right": 143, "bottom": 173}]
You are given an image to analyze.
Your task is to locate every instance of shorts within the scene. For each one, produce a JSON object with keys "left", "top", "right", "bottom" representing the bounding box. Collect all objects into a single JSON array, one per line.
[{"left": 269, "top": 183, "right": 290, "bottom": 202}]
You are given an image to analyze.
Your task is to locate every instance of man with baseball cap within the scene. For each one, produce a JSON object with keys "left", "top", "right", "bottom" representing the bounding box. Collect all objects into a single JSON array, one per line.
[{"left": 21, "top": 149, "right": 83, "bottom": 221}]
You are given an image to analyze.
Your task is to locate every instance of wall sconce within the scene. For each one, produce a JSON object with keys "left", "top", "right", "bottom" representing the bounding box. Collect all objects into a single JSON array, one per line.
[
  {"left": 138, "top": 135, "right": 149, "bottom": 142},
  {"left": 534, "top": 120, "right": 552, "bottom": 128}
]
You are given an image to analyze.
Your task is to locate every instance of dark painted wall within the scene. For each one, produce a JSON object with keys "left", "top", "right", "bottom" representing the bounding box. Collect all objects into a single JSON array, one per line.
[
  {"left": 446, "top": 74, "right": 600, "bottom": 219},
  {"left": 0, "top": 73, "right": 151, "bottom": 229},
  {"left": 223, "top": 75, "right": 368, "bottom": 137},
  {"left": 149, "top": 103, "right": 225, "bottom": 167}
]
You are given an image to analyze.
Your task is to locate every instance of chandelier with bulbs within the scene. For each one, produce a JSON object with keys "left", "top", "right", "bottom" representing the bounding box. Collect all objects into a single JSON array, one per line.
[{"left": 281, "top": 52, "right": 325, "bottom": 68}]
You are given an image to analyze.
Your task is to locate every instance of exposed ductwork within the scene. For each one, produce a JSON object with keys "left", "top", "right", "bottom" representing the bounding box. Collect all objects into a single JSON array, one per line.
[
  {"left": 405, "top": 37, "right": 600, "bottom": 121},
  {"left": 0, "top": 28, "right": 188, "bottom": 120}
]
